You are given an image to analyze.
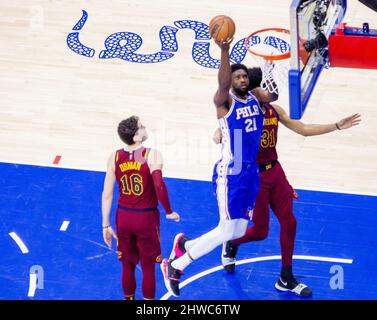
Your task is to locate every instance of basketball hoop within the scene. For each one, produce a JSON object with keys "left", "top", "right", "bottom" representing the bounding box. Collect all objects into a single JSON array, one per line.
[{"left": 245, "top": 28, "right": 291, "bottom": 94}]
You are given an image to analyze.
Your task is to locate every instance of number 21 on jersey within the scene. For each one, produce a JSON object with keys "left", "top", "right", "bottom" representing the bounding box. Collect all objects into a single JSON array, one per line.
[{"left": 245, "top": 118, "right": 257, "bottom": 132}]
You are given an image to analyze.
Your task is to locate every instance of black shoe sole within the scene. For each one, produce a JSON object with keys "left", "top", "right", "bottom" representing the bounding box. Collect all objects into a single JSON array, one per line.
[{"left": 223, "top": 263, "right": 235, "bottom": 273}]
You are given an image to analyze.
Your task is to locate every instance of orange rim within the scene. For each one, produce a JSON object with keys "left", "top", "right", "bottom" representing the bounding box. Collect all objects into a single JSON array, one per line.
[{"left": 245, "top": 28, "right": 291, "bottom": 61}]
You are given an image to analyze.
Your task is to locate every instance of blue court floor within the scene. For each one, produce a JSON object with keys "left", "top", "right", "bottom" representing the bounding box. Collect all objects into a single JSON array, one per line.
[{"left": 1, "top": 162, "right": 376, "bottom": 300}]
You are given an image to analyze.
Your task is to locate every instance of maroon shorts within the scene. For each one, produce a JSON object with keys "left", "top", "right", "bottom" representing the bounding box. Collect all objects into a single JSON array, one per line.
[
  {"left": 115, "top": 208, "right": 161, "bottom": 265},
  {"left": 253, "top": 161, "right": 296, "bottom": 226}
]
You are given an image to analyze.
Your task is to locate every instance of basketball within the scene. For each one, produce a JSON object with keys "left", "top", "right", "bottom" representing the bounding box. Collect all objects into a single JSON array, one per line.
[{"left": 209, "top": 15, "right": 236, "bottom": 42}]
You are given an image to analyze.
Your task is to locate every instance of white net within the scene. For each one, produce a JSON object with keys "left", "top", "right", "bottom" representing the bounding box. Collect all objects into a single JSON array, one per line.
[
  {"left": 259, "top": 58, "right": 290, "bottom": 95},
  {"left": 245, "top": 29, "right": 291, "bottom": 94}
]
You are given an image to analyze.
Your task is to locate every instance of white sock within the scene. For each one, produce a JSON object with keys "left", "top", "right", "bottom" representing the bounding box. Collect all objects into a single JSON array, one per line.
[
  {"left": 171, "top": 253, "right": 193, "bottom": 270},
  {"left": 172, "top": 227, "right": 223, "bottom": 272},
  {"left": 184, "top": 238, "right": 200, "bottom": 251},
  {"left": 172, "top": 219, "right": 248, "bottom": 271},
  {"left": 170, "top": 237, "right": 201, "bottom": 270}
]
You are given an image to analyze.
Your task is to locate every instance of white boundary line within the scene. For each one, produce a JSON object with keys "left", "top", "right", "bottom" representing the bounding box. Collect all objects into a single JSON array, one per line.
[
  {"left": 160, "top": 255, "right": 353, "bottom": 300},
  {"left": 28, "top": 273, "right": 37, "bottom": 297},
  {"left": 8, "top": 232, "right": 29, "bottom": 254},
  {"left": 59, "top": 220, "right": 70, "bottom": 231}
]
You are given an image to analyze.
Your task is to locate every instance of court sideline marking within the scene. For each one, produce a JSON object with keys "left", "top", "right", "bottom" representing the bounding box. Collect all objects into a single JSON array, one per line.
[{"left": 8, "top": 232, "right": 29, "bottom": 254}]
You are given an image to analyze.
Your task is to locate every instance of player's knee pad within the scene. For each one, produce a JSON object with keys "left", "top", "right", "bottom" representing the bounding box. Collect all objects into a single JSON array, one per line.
[
  {"left": 221, "top": 227, "right": 244, "bottom": 242},
  {"left": 231, "top": 219, "right": 249, "bottom": 239},
  {"left": 219, "top": 219, "right": 248, "bottom": 241},
  {"left": 231, "top": 228, "right": 246, "bottom": 240},
  {"left": 217, "top": 229, "right": 233, "bottom": 242}
]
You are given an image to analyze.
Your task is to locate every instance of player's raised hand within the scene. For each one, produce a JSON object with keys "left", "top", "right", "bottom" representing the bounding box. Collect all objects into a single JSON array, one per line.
[
  {"left": 166, "top": 211, "right": 180, "bottom": 222},
  {"left": 215, "top": 37, "right": 233, "bottom": 51},
  {"left": 103, "top": 226, "right": 118, "bottom": 248},
  {"left": 336, "top": 113, "right": 361, "bottom": 130}
]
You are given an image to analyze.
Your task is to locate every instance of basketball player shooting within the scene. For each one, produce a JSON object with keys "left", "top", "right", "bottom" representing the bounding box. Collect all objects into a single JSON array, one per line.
[
  {"left": 160, "top": 16, "right": 279, "bottom": 297},
  {"left": 214, "top": 67, "right": 361, "bottom": 297}
]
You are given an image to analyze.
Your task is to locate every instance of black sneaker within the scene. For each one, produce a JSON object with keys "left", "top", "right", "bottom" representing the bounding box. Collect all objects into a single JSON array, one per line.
[
  {"left": 160, "top": 258, "right": 182, "bottom": 297},
  {"left": 221, "top": 241, "right": 239, "bottom": 273},
  {"left": 169, "top": 233, "right": 190, "bottom": 260},
  {"left": 275, "top": 276, "right": 312, "bottom": 297}
]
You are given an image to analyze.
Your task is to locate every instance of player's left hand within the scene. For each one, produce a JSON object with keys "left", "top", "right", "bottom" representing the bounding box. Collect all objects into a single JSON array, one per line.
[
  {"left": 213, "top": 127, "right": 222, "bottom": 144},
  {"left": 166, "top": 211, "right": 180, "bottom": 222},
  {"left": 336, "top": 113, "right": 361, "bottom": 130},
  {"left": 103, "top": 226, "right": 118, "bottom": 248}
]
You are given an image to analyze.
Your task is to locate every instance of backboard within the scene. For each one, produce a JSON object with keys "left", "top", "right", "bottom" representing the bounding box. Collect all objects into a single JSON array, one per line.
[{"left": 289, "top": 0, "right": 347, "bottom": 119}]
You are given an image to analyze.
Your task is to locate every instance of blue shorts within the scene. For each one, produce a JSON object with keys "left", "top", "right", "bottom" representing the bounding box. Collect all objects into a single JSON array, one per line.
[{"left": 212, "top": 161, "right": 260, "bottom": 220}]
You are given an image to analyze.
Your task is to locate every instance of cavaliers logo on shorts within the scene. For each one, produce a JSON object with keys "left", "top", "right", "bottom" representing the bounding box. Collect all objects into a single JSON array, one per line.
[
  {"left": 117, "top": 250, "right": 123, "bottom": 260},
  {"left": 156, "top": 255, "right": 162, "bottom": 263}
]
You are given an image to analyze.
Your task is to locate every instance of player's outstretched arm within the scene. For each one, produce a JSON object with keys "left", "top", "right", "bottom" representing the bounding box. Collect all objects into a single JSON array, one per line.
[
  {"left": 148, "top": 149, "right": 180, "bottom": 222},
  {"left": 335, "top": 113, "right": 362, "bottom": 130},
  {"left": 213, "top": 37, "right": 233, "bottom": 118},
  {"left": 102, "top": 152, "right": 118, "bottom": 248},
  {"left": 273, "top": 104, "right": 361, "bottom": 136}
]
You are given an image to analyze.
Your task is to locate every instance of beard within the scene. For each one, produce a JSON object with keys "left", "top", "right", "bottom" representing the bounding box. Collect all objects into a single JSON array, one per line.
[{"left": 233, "top": 87, "right": 248, "bottom": 97}]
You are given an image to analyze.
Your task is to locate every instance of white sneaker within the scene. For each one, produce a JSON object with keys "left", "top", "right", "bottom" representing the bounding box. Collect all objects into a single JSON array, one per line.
[{"left": 275, "top": 276, "right": 312, "bottom": 297}]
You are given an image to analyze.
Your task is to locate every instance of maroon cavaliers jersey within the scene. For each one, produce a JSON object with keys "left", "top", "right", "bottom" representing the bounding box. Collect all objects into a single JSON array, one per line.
[
  {"left": 115, "top": 147, "right": 158, "bottom": 210},
  {"left": 257, "top": 103, "right": 279, "bottom": 165}
]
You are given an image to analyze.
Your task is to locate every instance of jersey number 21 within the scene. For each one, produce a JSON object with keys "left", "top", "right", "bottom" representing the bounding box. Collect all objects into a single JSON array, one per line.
[{"left": 245, "top": 118, "right": 257, "bottom": 133}]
